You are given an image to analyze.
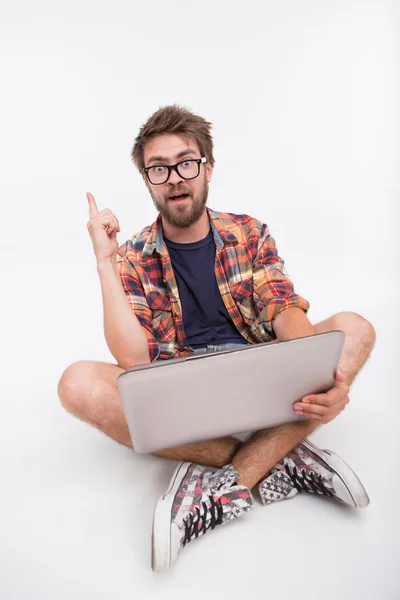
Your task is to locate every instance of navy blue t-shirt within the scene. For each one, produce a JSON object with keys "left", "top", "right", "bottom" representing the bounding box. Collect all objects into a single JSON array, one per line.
[{"left": 164, "top": 228, "right": 248, "bottom": 349}]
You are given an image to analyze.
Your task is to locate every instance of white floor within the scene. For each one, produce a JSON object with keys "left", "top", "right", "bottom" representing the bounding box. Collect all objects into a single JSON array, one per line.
[
  {"left": 1, "top": 274, "right": 399, "bottom": 600},
  {"left": 1, "top": 1, "right": 399, "bottom": 596}
]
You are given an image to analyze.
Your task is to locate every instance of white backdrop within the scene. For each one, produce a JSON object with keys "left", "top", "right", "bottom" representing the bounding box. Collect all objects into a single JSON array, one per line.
[{"left": 1, "top": 1, "right": 399, "bottom": 598}]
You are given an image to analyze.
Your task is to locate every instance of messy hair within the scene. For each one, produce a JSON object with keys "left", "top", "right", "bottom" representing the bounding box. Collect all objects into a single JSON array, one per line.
[{"left": 131, "top": 104, "right": 215, "bottom": 171}]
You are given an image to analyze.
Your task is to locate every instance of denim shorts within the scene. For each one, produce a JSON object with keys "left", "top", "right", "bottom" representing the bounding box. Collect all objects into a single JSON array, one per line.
[
  {"left": 190, "top": 342, "right": 251, "bottom": 355},
  {"left": 156, "top": 342, "right": 251, "bottom": 361}
]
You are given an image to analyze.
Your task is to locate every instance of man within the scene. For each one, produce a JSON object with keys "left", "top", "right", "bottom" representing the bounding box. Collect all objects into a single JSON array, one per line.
[{"left": 58, "top": 105, "right": 376, "bottom": 573}]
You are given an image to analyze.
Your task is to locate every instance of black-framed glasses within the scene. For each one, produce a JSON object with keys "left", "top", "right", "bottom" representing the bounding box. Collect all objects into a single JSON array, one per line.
[{"left": 143, "top": 157, "right": 207, "bottom": 185}]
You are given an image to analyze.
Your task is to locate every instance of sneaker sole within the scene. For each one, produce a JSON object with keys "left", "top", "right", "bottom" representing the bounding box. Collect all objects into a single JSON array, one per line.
[
  {"left": 151, "top": 462, "right": 193, "bottom": 573},
  {"left": 302, "top": 439, "right": 370, "bottom": 508}
]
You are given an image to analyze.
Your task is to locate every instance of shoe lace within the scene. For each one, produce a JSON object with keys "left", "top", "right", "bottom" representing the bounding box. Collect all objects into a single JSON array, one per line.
[
  {"left": 182, "top": 495, "right": 223, "bottom": 547},
  {"left": 284, "top": 464, "right": 334, "bottom": 497}
]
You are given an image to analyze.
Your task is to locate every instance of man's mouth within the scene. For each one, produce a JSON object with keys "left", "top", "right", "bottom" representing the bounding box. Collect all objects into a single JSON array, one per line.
[{"left": 169, "top": 193, "right": 190, "bottom": 201}]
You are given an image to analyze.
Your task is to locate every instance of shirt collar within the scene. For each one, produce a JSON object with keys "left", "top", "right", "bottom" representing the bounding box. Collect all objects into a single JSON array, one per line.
[{"left": 141, "top": 207, "right": 238, "bottom": 258}]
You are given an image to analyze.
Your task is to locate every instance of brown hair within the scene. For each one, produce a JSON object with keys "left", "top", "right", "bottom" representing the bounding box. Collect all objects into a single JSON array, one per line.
[{"left": 131, "top": 104, "right": 215, "bottom": 171}]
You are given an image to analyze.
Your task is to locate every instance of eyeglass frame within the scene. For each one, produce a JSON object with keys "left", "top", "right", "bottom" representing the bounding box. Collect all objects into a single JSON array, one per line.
[{"left": 143, "top": 156, "right": 207, "bottom": 185}]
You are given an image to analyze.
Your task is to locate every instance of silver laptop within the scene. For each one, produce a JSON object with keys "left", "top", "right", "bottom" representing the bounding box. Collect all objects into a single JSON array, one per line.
[{"left": 117, "top": 331, "right": 344, "bottom": 453}]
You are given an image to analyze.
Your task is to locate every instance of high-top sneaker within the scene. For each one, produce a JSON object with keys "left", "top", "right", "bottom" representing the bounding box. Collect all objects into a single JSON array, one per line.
[
  {"left": 259, "top": 439, "right": 369, "bottom": 508},
  {"left": 152, "top": 462, "right": 253, "bottom": 573}
]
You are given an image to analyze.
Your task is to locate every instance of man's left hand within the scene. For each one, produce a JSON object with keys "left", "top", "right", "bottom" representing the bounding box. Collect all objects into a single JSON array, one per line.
[{"left": 293, "top": 368, "right": 350, "bottom": 424}]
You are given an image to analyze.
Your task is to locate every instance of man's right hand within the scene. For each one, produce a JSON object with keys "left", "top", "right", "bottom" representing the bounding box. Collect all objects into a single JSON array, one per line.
[{"left": 86, "top": 192, "right": 121, "bottom": 263}]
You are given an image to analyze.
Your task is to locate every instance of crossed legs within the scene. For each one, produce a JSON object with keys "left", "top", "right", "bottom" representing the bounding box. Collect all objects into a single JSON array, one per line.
[{"left": 57, "top": 311, "right": 375, "bottom": 490}]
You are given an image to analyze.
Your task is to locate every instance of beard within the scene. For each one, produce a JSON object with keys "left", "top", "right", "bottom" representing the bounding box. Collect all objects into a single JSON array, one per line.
[{"left": 149, "top": 177, "right": 209, "bottom": 229}]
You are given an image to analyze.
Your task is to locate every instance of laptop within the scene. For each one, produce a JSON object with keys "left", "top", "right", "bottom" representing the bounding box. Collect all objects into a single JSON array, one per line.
[{"left": 117, "top": 330, "right": 344, "bottom": 453}]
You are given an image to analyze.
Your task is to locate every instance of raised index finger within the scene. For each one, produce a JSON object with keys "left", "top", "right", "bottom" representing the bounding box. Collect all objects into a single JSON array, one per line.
[{"left": 86, "top": 192, "right": 99, "bottom": 219}]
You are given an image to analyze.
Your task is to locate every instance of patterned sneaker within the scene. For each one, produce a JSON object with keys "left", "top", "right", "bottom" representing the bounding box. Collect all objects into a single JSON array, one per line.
[
  {"left": 151, "top": 462, "right": 253, "bottom": 573},
  {"left": 259, "top": 439, "right": 370, "bottom": 508}
]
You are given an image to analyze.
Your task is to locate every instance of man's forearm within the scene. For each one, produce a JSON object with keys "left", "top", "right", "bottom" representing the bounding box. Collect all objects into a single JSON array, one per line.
[
  {"left": 97, "top": 258, "right": 150, "bottom": 369},
  {"left": 272, "top": 307, "right": 316, "bottom": 341}
]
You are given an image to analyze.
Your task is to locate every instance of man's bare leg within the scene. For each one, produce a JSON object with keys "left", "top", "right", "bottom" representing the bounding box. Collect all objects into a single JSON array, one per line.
[
  {"left": 231, "top": 311, "right": 376, "bottom": 489},
  {"left": 58, "top": 311, "right": 375, "bottom": 483},
  {"left": 57, "top": 360, "right": 242, "bottom": 467}
]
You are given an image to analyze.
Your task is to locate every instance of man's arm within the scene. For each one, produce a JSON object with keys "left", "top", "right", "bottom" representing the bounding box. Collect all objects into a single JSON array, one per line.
[
  {"left": 97, "top": 256, "right": 154, "bottom": 369},
  {"left": 85, "top": 192, "right": 158, "bottom": 369},
  {"left": 251, "top": 222, "right": 311, "bottom": 340},
  {"left": 272, "top": 306, "right": 316, "bottom": 341}
]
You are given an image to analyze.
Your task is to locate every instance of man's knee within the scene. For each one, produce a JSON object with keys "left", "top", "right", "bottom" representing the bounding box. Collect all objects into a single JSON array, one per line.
[
  {"left": 57, "top": 360, "right": 94, "bottom": 417},
  {"left": 335, "top": 311, "right": 376, "bottom": 348}
]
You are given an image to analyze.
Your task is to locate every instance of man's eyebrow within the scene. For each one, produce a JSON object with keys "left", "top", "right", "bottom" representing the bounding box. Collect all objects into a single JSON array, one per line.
[{"left": 146, "top": 149, "right": 198, "bottom": 165}]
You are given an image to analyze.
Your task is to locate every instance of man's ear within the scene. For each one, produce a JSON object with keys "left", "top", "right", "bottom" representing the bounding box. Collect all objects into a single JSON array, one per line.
[
  {"left": 142, "top": 173, "right": 151, "bottom": 192},
  {"left": 206, "top": 160, "right": 215, "bottom": 184}
]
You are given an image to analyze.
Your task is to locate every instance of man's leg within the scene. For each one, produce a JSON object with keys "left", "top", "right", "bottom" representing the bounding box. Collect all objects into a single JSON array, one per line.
[
  {"left": 313, "top": 311, "right": 376, "bottom": 386},
  {"left": 57, "top": 360, "right": 242, "bottom": 467},
  {"left": 58, "top": 311, "right": 375, "bottom": 481},
  {"left": 232, "top": 311, "right": 376, "bottom": 489}
]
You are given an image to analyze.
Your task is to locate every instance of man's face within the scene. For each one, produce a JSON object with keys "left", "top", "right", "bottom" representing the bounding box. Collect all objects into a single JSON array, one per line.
[{"left": 142, "top": 134, "right": 214, "bottom": 229}]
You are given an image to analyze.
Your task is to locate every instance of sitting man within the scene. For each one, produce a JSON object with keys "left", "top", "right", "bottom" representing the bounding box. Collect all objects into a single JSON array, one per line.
[{"left": 58, "top": 104, "right": 376, "bottom": 573}]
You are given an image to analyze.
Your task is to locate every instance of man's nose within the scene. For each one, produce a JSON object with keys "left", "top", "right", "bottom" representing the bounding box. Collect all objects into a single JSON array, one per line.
[{"left": 167, "top": 166, "right": 183, "bottom": 185}]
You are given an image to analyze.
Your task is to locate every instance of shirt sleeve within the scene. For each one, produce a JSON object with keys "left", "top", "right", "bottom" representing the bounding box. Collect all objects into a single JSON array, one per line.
[
  {"left": 252, "top": 223, "right": 310, "bottom": 339},
  {"left": 116, "top": 253, "right": 160, "bottom": 362}
]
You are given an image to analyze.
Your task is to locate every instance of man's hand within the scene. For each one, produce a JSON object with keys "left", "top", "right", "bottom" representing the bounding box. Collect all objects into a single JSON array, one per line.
[
  {"left": 86, "top": 192, "right": 121, "bottom": 263},
  {"left": 293, "top": 368, "right": 350, "bottom": 424}
]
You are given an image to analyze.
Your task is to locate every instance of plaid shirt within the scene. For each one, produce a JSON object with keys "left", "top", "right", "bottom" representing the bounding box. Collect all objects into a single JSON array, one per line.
[{"left": 116, "top": 207, "right": 310, "bottom": 362}]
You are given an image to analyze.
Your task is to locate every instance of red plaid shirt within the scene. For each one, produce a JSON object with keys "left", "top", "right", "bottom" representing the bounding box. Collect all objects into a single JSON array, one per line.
[{"left": 116, "top": 208, "right": 310, "bottom": 362}]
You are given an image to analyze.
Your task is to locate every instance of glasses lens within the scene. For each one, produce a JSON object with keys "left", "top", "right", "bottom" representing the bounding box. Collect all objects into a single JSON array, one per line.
[
  {"left": 176, "top": 160, "right": 198, "bottom": 179},
  {"left": 148, "top": 165, "right": 168, "bottom": 184}
]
